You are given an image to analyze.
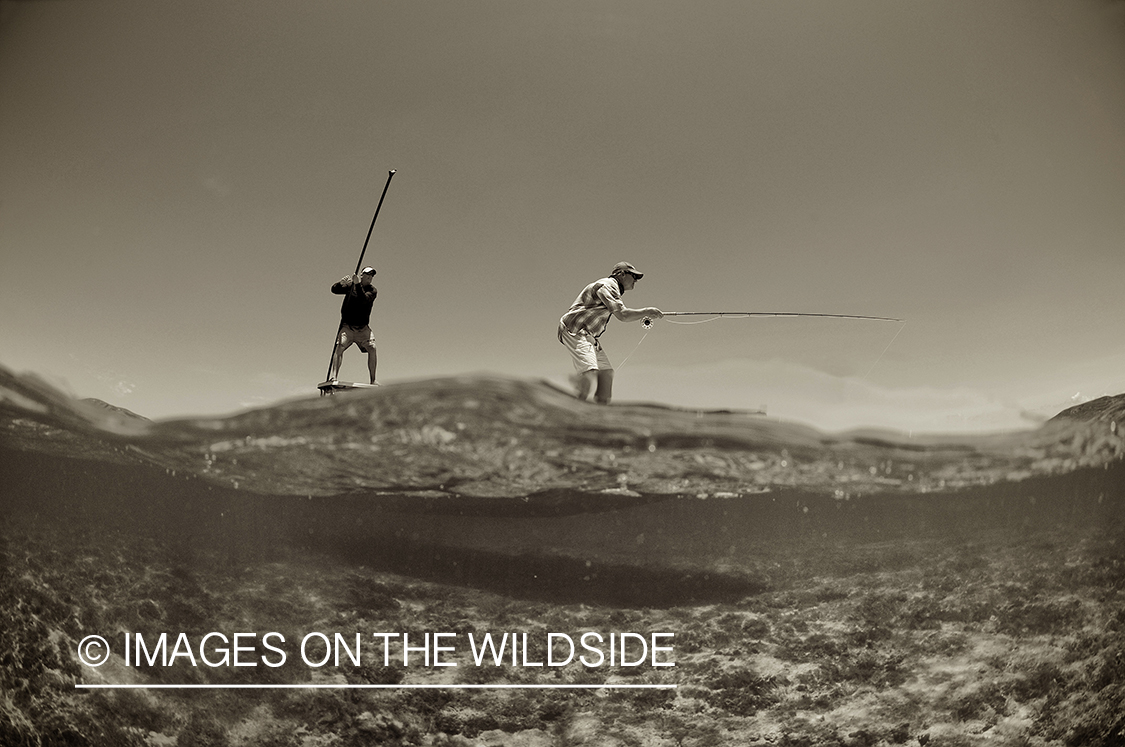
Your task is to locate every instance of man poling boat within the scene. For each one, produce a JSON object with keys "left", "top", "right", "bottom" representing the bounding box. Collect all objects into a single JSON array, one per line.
[{"left": 319, "top": 169, "right": 396, "bottom": 396}]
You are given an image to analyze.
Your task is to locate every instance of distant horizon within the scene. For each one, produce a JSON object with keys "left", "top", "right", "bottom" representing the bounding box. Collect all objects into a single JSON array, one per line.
[{"left": 11, "top": 357, "right": 1121, "bottom": 439}]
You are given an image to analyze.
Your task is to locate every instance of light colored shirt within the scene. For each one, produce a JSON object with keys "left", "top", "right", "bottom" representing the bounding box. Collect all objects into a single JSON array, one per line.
[{"left": 559, "top": 277, "right": 625, "bottom": 337}]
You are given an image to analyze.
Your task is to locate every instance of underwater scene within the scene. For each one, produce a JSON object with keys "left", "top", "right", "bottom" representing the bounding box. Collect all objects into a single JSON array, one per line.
[{"left": 2, "top": 364, "right": 1123, "bottom": 746}]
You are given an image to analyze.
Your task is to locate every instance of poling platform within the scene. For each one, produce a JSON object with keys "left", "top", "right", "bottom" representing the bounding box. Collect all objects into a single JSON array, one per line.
[{"left": 317, "top": 381, "right": 380, "bottom": 396}]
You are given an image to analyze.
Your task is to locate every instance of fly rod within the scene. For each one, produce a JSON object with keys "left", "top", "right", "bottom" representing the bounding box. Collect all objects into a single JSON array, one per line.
[
  {"left": 642, "top": 311, "right": 903, "bottom": 328},
  {"left": 324, "top": 169, "right": 397, "bottom": 385},
  {"left": 621, "top": 310, "right": 907, "bottom": 376}
]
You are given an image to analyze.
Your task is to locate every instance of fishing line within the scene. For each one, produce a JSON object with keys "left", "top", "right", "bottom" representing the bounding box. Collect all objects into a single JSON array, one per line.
[
  {"left": 862, "top": 320, "right": 907, "bottom": 380},
  {"left": 631, "top": 311, "right": 907, "bottom": 378},
  {"left": 615, "top": 329, "right": 651, "bottom": 370},
  {"left": 660, "top": 316, "right": 724, "bottom": 326}
]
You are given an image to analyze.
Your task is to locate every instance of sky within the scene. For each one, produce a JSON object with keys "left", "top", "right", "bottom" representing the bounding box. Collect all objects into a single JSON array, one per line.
[{"left": 2, "top": 0, "right": 1124, "bottom": 433}]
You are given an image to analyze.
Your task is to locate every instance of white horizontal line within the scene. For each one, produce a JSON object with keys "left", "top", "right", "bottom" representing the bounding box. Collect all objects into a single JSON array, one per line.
[{"left": 76, "top": 683, "right": 676, "bottom": 690}]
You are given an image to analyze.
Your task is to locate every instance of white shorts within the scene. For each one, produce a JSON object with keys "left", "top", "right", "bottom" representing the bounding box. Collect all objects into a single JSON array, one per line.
[
  {"left": 338, "top": 324, "right": 377, "bottom": 353},
  {"left": 558, "top": 324, "right": 612, "bottom": 374}
]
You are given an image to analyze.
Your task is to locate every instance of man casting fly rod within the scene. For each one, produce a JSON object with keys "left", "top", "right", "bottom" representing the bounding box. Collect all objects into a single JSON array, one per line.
[
  {"left": 558, "top": 262, "right": 905, "bottom": 405},
  {"left": 558, "top": 262, "right": 663, "bottom": 405}
]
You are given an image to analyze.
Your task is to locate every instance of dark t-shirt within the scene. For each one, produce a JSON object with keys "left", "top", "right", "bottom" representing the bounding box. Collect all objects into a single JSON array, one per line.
[{"left": 332, "top": 277, "right": 378, "bottom": 328}]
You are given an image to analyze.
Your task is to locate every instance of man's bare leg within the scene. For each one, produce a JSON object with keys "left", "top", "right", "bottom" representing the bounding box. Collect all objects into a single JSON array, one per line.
[
  {"left": 367, "top": 348, "right": 379, "bottom": 385},
  {"left": 575, "top": 369, "right": 599, "bottom": 401},
  {"left": 594, "top": 369, "right": 614, "bottom": 405},
  {"left": 329, "top": 346, "right": 345, "bottom": 382}
]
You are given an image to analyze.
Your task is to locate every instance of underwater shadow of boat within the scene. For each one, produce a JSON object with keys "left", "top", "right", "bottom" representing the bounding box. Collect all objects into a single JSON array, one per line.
[
  {"left": 0, "top": 443, "right": 769, "bottom": 607},
  {"left": 317, "top": 533, "right": 771, "bottom": 608}
]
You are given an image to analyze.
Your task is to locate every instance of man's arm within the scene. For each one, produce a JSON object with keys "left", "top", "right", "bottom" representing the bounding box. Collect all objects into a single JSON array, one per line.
[
  {"left": 331, "top": 274, "right": 357, "bottom": 294},
  {"left": 611, "top": 306, "right": 662, "bottom": 323},
  {"left": 597, "top": 282, "right": 661, "bottom": 324}
]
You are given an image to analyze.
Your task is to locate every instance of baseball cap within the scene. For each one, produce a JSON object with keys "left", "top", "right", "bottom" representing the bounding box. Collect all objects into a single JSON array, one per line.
[
  {"left": 610, "top": 261, "right": 643, "bottom": 279},
  {"left": 360, "top": 267, "right": 377, "bottom": 275}
]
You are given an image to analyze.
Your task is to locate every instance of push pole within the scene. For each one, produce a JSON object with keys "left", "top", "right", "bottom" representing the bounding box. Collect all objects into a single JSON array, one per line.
[
  {"left": 324, "top": 170, "right": 397, "bottom": 385},
  {"left": 353, "top": 169, "right": 396, "bottom": 274}
]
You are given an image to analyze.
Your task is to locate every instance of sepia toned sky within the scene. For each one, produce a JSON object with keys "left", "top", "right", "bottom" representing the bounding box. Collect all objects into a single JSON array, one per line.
[{"left": 2, "top": 0, "right": 1124, "bottom": 432}]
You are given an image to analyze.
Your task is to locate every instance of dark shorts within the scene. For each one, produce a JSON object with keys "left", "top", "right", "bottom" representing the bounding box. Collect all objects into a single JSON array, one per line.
[{"left": 338, "top": 325, "right": 377, "bottom": 353}]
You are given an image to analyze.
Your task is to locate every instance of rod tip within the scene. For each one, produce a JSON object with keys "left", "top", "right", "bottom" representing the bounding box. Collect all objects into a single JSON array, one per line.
[{"left": 389, "top": 169, "right": 397, "bottom": 174}]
